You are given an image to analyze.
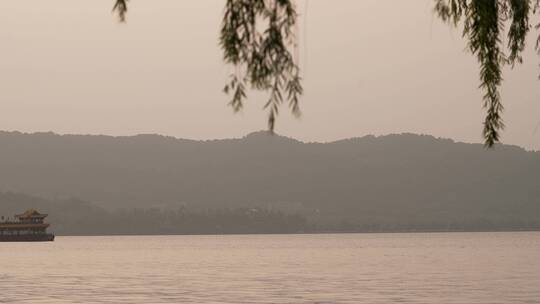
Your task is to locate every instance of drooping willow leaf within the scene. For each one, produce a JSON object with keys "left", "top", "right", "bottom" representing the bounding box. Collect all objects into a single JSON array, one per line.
[
  {"left": 220, "top": 0, "right": 302, "bottom": 131},
  {"left": 435, "top": 0, "right": 540, "bottom": 147},
  {"left": 113, "top": 0, "right": 128, "bottom": 23}
]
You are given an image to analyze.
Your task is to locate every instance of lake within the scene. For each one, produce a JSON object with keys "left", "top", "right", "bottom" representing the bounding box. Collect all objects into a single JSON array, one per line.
[{"left": 0, "top": 232, "right": 539, "bottom": 303}]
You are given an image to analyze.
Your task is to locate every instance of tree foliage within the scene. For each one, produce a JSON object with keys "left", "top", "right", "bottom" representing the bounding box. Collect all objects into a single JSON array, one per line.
[
  {"left": 113, "top": 0, "right": 540, "bottom": 146},
  {"left": 435, "top": 0, "right": 540, "bottom": 146},
  {"left": 220, "top": 0, "right": 302, "bottom": 131}
]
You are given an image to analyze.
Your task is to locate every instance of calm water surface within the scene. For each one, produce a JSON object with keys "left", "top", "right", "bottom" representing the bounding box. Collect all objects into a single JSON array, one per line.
[{"left": 1, "top": 232, "right": 539, "bottom": 303}]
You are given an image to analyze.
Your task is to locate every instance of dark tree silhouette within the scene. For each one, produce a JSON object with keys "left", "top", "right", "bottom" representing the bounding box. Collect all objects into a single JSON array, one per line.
[{"left": 113, "top": 0, "right": 540, "bottom": 147}]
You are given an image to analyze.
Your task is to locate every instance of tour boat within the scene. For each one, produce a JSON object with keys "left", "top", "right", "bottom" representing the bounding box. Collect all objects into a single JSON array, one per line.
[{"left": 0, "top": 209, "right": 55, "bottom": 242}]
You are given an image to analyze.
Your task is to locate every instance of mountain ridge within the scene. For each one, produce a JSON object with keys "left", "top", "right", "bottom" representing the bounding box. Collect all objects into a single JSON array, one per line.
[
  {"left": 4, "top": 130, "right": 530, "bottom": 150},
  {"left": 0, "top": 129, "right": 538, "bottom": 231}
]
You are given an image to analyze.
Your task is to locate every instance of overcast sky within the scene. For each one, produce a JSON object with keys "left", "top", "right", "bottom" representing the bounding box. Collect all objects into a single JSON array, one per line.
[{"left": 1, "top": 0, "right": 539, "bottom": 149}]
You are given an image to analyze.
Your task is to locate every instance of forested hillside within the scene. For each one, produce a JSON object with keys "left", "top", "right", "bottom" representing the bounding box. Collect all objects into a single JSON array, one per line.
[{"left": 0, "top": 130, "right": 539, "bottom": 233}]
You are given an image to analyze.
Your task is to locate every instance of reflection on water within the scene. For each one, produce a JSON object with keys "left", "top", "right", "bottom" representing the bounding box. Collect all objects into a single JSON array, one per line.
[{"left": 0, "top": 232, "right": 539, "bottom": 303}]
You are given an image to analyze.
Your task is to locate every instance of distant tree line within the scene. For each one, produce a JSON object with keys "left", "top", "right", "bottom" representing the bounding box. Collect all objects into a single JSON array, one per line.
[
  {"left": 2, "top": 190, "right": 540, "bottom": 236},
  {"left": 51, "top": 207, "right": 309, "bottom": 235},
  {"left": 50, "top": 206, "right": 540, "bottom": 235}
]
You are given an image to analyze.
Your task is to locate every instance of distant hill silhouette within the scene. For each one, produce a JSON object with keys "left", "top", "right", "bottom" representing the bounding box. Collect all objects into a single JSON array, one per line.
[{"left": 0, "top": 130, "right": 539, "bottom": 232}]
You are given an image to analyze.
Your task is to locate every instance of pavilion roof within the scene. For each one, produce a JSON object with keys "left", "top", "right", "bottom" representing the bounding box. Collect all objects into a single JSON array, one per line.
[{"left": 15, "top": 209, "right": 48, "bottom": 219}]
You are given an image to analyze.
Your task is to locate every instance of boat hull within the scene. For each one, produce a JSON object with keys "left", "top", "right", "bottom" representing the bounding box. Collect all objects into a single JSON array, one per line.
[{"left": 0, "top": 234, "right": 55, "bottom": 242}]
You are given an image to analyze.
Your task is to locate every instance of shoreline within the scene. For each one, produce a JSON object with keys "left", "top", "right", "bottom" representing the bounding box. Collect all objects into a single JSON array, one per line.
[{"left": 50, "top": 228, "right": 540, "bottom": 237}]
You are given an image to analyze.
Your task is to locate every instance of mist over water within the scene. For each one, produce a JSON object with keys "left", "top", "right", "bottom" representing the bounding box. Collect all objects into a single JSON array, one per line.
[{"left": 1, "top": 232, "right": 539, "bottom": 303}]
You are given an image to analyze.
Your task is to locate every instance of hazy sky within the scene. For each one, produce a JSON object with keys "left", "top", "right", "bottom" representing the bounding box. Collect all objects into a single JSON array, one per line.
[{"left": 1, "top": 0, "right": 539, "bottom": 149}]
